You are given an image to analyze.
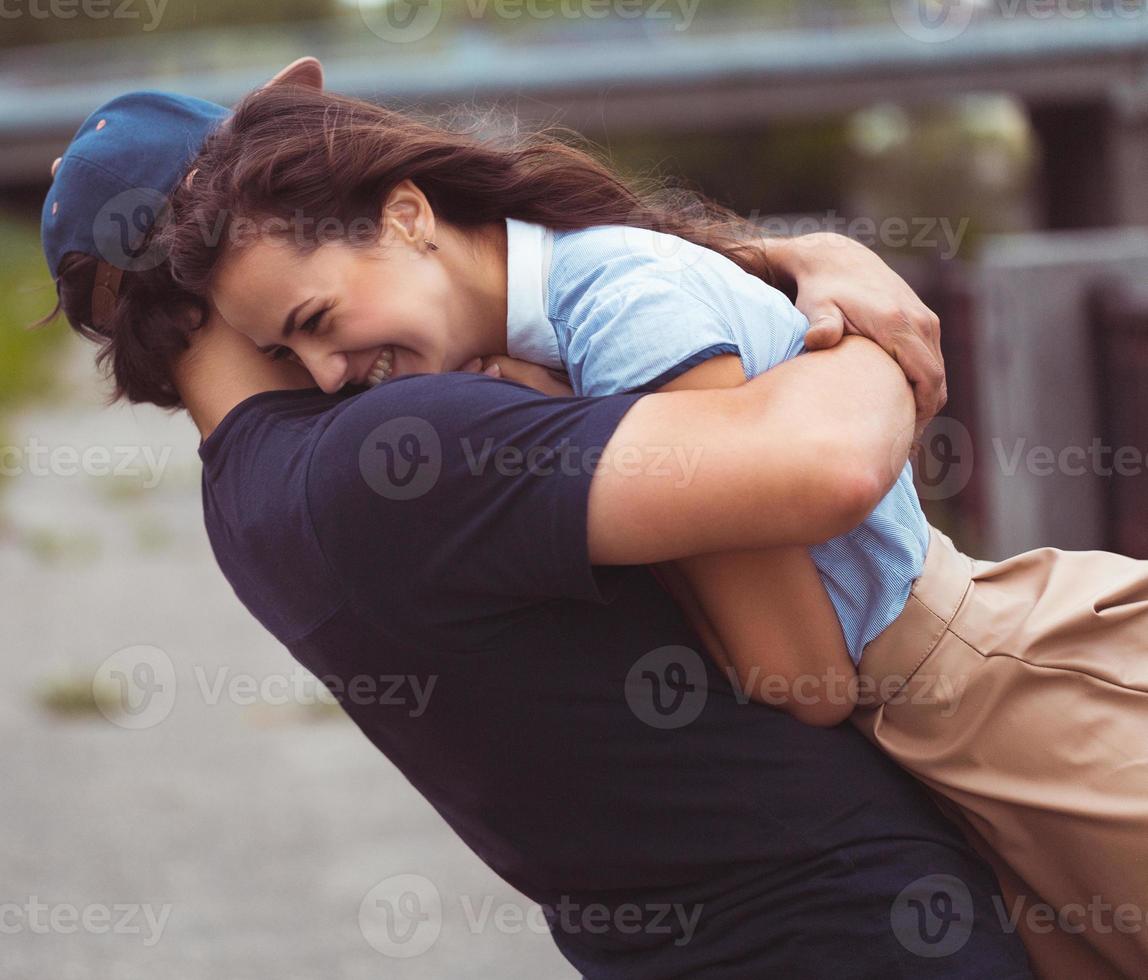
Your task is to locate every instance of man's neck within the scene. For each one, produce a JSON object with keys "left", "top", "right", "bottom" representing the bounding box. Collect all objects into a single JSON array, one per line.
[{"left": 173, "top": 313, "right": 315, "bottom": 440}]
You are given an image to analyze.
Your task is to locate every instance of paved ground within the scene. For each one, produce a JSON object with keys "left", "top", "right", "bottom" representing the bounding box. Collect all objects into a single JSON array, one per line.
[{"left": 0, "top": 336, "right": 576, "bottom": 979}]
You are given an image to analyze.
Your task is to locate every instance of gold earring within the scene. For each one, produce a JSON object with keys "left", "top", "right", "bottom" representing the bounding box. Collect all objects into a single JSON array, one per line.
[{"left": 424, "top": 239, "right": 439, "bottom": 251}]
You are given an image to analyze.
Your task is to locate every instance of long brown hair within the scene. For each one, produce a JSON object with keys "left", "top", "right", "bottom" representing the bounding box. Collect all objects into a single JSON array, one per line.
[{"left": 162, "top": 85, "right": 773, "bottom": 297}]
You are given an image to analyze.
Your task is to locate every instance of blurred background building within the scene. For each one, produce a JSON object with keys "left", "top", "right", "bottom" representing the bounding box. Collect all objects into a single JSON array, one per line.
[{"left": 2, "top": 2, "right": 1148, "bottom": 977}]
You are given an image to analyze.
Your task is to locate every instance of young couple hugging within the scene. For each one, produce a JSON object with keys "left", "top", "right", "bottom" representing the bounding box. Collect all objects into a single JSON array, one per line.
[{"left": 41, "top": 57, "right": 1148, "bottom": 978}]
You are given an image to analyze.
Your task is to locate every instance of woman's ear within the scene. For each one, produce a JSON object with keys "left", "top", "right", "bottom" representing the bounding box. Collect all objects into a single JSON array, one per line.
[
  {"left": 263, "top": 56, "right": 324, "bottom": 92},
  {"left": 381, "top": 179, "right": 435, "bottom": 248}
]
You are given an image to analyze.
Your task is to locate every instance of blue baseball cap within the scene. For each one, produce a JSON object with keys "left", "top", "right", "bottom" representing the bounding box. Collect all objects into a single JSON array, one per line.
[
  {"left": 41, "top": 91, "right": 229, "bottom": 280},
  {"left": 40, "top": 57, "right": 324, "bottom": 327}
]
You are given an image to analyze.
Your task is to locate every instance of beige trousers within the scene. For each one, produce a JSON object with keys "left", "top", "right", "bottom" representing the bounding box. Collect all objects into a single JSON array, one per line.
[{"left": 852, "top": 526, "right": 1148, "bottom": 979}]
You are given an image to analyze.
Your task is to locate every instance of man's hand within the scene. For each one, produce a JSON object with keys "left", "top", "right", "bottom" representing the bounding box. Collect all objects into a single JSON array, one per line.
[
  {"left": 766, "top": 233, "right": 946, "bottom": 442},
  {"left": 459, "top": 355, "right": 574, "bottom": 398}
]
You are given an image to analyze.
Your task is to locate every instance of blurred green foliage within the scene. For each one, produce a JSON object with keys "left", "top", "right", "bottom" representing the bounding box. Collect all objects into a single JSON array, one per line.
[{"left": 0, "top": 215, "right": 63, "bottom": 414}]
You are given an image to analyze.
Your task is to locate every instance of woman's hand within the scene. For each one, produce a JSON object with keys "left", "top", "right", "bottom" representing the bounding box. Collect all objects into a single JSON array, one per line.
[
  {"left": 766, "top": 232, "right": 946, "bottom": 443},
  {"left": 460, "top": 355, "right": 574, "bottom": 397}
]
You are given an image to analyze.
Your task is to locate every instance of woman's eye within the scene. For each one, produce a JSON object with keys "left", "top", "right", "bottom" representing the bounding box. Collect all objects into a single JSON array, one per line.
[
  {"left": 268, "top": 346, "right": 295, "bottom": 362},
  {"left": 300, "top": 308, "right": 327, "bottom": 334}
]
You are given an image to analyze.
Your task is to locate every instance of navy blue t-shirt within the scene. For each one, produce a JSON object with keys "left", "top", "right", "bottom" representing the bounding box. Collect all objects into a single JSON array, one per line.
[{"left": 199, "top": 374, "right": 1029, "bottom": 979}]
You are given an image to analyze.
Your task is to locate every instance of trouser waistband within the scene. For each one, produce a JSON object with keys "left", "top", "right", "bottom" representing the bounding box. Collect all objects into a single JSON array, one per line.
[{"left": 856, "top": 526, "right": 975, "bottom": 705}]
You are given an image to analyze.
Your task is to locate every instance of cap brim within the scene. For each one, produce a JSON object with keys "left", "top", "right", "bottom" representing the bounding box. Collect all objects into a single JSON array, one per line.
[{"left": 264, "top": 57, "right": 324, "bottom": 92}]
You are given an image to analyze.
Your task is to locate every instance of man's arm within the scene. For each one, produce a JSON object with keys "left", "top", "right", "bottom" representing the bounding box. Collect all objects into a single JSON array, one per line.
[
  {"left": 309, "top": 338, "right": 908, "bottom": 618},
  {"left": 587, "top": 335, "right": 914, "bottom": 565},
  {"left": 471, "top": 350, "right": 863, "bottom": 724},
  {"left": 653, "top": 353, "right": 856, "bottom": 727},
  {"left": 754, "top": 232, "right": 946, "bottom": 440}
]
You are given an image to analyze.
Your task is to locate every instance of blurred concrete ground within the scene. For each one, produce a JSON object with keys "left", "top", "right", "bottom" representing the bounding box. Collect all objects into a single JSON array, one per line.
[{"left": 0, "top": 334, "right": 576, "bottom": 979}]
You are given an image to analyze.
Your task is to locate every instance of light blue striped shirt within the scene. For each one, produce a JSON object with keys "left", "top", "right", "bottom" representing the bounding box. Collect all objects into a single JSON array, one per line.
[{"left": 505, "top": 218, "right": 929, "bottom": 664}]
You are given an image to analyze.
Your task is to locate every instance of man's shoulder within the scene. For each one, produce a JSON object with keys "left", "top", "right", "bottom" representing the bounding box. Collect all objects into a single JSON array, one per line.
[
  {"left": 199, "top": 389, "right": 355, "bottom": 643},
  {"left": 303, "top": 370, "right": 643, "bottom": 635},
  {"left": 313, "top": 372, "right": 539, "bottom": 462},
  {"left": 307, "top": 371, "right": 565, "bottom": 528}
]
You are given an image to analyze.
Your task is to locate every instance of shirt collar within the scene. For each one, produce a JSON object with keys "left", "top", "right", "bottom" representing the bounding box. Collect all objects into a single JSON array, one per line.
[{"left": 505, "top": 217, "right": 563, "bottom": 370}]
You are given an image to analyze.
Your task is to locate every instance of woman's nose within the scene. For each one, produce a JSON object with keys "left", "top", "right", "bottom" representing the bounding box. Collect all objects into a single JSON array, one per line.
[{"left": 300, "top": 351, "right": 348, "bottom": 394}]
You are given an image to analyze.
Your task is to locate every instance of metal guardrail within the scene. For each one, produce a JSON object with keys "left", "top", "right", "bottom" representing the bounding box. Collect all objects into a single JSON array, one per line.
[{"left": 4, "top": 16, "right": 1148, "bottom": 186}]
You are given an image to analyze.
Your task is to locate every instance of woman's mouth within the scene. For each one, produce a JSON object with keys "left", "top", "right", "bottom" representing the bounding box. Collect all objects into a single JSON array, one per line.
[{"left": 365, "top": 346, "right": 395, "bottom": 386}]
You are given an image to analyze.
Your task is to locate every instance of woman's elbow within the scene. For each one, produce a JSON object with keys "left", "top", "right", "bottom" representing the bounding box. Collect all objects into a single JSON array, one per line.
[
  {"left": 836, "top": 461, "right": 890, "bottom": 529},
  {"left": 789, "top": 699, "right": 855, "bottom": 727},
  {"left": 732, "top": 660, "right": 859, "bottom": 727},
  {"left": 761, "top": 685, "right": 857, "bottom": 728},
  {"left": 800, "top": 461, "right": 887, "bottom": 543}
]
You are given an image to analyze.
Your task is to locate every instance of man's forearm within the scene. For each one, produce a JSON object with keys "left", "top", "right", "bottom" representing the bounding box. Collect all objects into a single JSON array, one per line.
[
  {"left": 587, "top": 336, "right": 915, "bottom": 566},
  {"left": 752, "top": 234, "right": 802, "bottom": 299},
  {"left": 736, "top": 231, "right": 848, "bottom": 299}
]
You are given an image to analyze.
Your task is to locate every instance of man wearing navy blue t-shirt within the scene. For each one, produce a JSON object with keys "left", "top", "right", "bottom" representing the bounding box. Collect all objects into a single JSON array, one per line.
[
  {"left": 38, "top": 66, "right": 1029, "bottom": 975},
  {"left": 176, "top": 311, "right": 1031, "bottom": 978}
]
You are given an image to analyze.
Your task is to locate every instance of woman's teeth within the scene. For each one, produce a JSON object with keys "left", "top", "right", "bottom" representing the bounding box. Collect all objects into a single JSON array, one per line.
[{"left": 366, "top": 347, "right": 394, "bottom": 386}]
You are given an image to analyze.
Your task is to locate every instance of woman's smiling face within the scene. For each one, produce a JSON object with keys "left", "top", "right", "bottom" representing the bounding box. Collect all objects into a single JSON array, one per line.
[{"left": 210, "top": 182, "right": 474, "bottom": 394}]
